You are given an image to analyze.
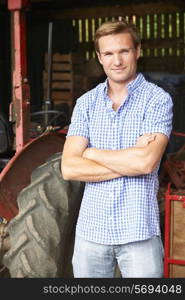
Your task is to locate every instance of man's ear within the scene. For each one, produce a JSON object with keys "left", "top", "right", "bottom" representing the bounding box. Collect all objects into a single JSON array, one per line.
[
  {"left": 136, "top": 44, "right": 141, "bottom": 60},
  {"left": 96, "top": 51, "right": 102, "bottom": 65}
]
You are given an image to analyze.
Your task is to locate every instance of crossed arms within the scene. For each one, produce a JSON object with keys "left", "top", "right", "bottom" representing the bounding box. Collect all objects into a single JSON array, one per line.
[{"left": 61, "top": 133, "right": 168, "bottom": 182}]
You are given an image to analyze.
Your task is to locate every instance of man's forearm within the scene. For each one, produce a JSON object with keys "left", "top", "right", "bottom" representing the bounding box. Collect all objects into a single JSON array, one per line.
[
  {"left": 83, "top": 146, "right": 151, "bottom": 176},
  {"left": 62, "top": 155, "right": 122, "bottom": 182},
  {"left": 83, "top": 133, "right": 167, "bottom": 176}
]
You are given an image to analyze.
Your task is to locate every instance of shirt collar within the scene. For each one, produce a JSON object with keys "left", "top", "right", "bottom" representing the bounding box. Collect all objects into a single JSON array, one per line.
[
  {"left": 103, "top": 72, "right": 145, "bottom": 97},
  {"left": 126, "top": 73, "right": 145, "bottom": 93}
]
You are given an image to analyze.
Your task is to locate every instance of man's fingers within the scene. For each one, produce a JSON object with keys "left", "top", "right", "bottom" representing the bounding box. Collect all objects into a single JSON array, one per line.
[
  {"left": 139, "top": 134, "right": 156, "bottom": 140},
  {"left": 135, "top": 134, "right": 156, "bottom": 147},
  {"left": 147, "top": 135, "right": 156, "bottom": 141}
]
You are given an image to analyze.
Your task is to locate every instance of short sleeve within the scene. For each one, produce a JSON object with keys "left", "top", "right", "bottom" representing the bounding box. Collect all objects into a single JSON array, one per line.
[
  {"left": 140, "top": 91, "right": 173, "bottom": 138},
  {"left": 67, "top": 98, "right": 89, "bottom": 139}
]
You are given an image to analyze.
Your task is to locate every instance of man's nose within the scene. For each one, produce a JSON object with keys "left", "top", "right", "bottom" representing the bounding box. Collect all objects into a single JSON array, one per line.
[{"left": 113, "top": 54, "right": 122, "bottom": 65}]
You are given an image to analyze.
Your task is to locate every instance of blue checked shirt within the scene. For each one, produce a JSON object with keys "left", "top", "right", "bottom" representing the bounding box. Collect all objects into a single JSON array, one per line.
[{"left": 67, "top": 73, "right": 173, "bottom": 245}]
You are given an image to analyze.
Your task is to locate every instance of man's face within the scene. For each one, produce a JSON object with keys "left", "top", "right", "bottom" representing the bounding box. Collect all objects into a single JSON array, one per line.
[{"left": 97, "top": 32, "right": 141, "bottom": 86}]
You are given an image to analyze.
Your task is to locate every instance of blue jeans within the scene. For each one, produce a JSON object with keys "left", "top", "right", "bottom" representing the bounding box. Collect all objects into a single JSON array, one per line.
[{"left": 72, "top": 235, "right": 164, "bottom": 278}]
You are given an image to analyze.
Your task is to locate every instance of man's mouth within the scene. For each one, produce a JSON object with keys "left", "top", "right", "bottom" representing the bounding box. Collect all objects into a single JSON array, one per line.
[
  {"left": 112, "top": 67, "right": 126, "bottom": 71},
  {"left": 112, "top": 69, "right": 126, "bottom": 73}
]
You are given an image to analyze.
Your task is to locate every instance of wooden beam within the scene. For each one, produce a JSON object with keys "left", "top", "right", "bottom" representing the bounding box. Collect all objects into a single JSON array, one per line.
[
  {"left": 138, "top": 56, "right": 185, "bottom": 73},
  {"left": 141, "top": 38, "right": 184, "bottom": 49},
  {"left": 77, "top": 37, "right": 184, "bottom": 50},
  {"left": 45, "top": 1, "right": 185, "bottom": 20}
]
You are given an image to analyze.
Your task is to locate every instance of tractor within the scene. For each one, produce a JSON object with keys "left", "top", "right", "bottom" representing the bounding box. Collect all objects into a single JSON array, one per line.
[{"left": 0, "top": 0, "right": 84, "bottom": 278}]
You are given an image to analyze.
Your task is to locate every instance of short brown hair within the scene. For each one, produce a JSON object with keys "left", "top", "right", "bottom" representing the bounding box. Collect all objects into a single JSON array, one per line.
[{"left": 94, "top": 20, "right": 141, "bottom": 53}]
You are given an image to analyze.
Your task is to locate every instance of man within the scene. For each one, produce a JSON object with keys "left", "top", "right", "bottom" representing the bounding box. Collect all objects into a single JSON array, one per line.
[{"left": 61, "top": 20, "right": 173, "bottom": 278}]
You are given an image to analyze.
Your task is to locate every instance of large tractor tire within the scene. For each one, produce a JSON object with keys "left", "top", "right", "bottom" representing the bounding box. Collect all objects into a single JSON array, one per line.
[{"left": 2, "top": 152, "right": 84, "bottom": 278}]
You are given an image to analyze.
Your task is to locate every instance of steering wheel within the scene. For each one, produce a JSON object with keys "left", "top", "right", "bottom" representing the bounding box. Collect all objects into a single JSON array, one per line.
[{"left": 30, "top": 110, "right": 68, "bottom": 138}]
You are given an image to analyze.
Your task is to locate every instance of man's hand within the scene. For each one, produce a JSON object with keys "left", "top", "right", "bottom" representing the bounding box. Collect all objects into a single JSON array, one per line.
[{"left": 135, "top": 133, "right": 156, "bottom": 147}]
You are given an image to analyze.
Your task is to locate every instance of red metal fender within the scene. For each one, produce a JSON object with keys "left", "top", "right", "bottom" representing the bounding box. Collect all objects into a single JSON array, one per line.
[{"left": 0, "top": 131, "right": 66, "bottom": 222}]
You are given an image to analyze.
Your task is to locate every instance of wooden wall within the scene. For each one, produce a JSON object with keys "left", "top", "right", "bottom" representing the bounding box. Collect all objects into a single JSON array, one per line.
[{"left": 43, "top": 0, "right": 185, "bottom": 73}]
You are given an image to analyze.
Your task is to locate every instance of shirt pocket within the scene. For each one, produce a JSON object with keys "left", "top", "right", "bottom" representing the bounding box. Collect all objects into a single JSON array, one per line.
[
  {"left": 121, "top": 113, "right": 144, "bottom": 147},
  {"left": 89, "top": 115, "right": 113, "bottom": 148}
]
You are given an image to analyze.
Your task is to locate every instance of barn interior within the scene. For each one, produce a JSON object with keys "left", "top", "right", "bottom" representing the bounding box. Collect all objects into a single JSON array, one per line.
[
  {"left": 0, "top": 0, "right": 185, "bottom": 127},
  {"left": 0, "top": 0, "right": 185, "bottom": 278}
]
